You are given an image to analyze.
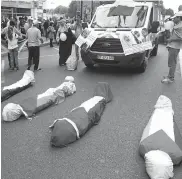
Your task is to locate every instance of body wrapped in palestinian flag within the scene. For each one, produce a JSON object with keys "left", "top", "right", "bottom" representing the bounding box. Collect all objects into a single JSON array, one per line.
[
  {"left": 49, "top": 82, "right": 113, "bottom": 148},
  {"left": 1, "top": 70, "right": 35, "bottom": 102},
  {"left": 2, "top": 76, "right": 76, "bottom": 122},
  {"left": 139, "top": 95, "right": 182, "bottom": 179}
]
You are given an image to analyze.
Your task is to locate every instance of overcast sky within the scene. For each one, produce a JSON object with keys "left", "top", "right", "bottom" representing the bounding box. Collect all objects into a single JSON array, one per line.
[{"left": 45, "top": 0, "right": 181, "bottom": 13}]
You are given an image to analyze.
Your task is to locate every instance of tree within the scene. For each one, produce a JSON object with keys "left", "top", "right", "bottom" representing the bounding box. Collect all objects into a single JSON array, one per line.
[
  {"left": 165, "top": 8, "right": 174, "bottom": 16},
  {"left": 54, "top": 5, "right": 68, "bottom": 14},
  {"left": 67, "top": 1, "right": 77, "bottom": 18}
]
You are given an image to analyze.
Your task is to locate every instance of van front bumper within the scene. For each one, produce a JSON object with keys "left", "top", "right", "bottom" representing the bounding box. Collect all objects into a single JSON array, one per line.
[{"left": 81, "top": 49, "right": 146, "bottom": 68}]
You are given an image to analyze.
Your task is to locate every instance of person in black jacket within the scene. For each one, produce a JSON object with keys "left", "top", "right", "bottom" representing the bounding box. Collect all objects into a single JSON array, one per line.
[{"left": 56, "top": 19, "right": 72, "bottom": 66}]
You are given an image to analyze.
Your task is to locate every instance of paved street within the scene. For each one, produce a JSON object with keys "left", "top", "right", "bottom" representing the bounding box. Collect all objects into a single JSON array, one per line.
[{"left": 1, "top": 45, "right": 182, "bottom": 179}]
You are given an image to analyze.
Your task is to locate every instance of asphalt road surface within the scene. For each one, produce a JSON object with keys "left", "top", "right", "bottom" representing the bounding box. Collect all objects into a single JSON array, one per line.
[{"left": 1, "top": 45, "right": 182, "bottom": 179}]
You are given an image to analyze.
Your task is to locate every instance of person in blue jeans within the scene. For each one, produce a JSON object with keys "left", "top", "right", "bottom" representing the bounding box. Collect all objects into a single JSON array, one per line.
[
  {"left": 1, "top": 20, "right": 22, "bottom": 71},
  {"left": 162, "top": 11, "right": 182, "bottom": 83}
]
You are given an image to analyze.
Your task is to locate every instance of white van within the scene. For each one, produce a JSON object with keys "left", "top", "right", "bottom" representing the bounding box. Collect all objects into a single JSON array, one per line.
[{"left": 80, "top": 0, "right": 161, "bottom": 73}]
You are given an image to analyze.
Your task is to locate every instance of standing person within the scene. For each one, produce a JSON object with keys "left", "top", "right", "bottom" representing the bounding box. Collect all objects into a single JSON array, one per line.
[
  {"left": 24, "top": 17, "right": 33, "bottom": 33},
  {"left": 43, "top": 19, "right": 49, "bottom": 40},
  {"left": 47, "top": 21, "right": 55, "bottom": 47},
  {"left": 72, "top": 16, "right": 83, "bottom": 62},
  {"left": 26, "top": 20, "right": 44, "bottom": 71},
  {"left": 24, "top": 16, "right": 29, "bottom": 32},
  {"left": 19, "top": 17, "right": 26, "bottom": 35},
  {"left": 164, "top": 18, "right": 174, "bottom": 45},
  {"left": 1, "top": 20, "right": 22, "bottom": 71},
  {"left": 162, "top": 11, "right": 182, "bottom": 83},
  {"left": 56, "top": 19, "right": 73, "bottom": 66},
  {"left": 4, "top": 17, "right": 11, "bottom": 70},
  {"left": 54, "top": 19, "right": 59, "bottom": 40}
]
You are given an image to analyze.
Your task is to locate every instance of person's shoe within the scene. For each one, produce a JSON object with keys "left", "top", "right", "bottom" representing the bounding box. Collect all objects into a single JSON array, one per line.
[
  {"left": 34, "top": 68, "right": 41, "bottom": 71},
  {"left": 59, "top": 63, "right": 66, "bottom": 66},
  {"left": 161, "top": 77, "right": 174, "bottom": 83},
  {"left": 9, "top": 68, "right": 14, "bottom": 71},
  {"left": 14, "top": 67, "right": 19, "bottom": 71}
]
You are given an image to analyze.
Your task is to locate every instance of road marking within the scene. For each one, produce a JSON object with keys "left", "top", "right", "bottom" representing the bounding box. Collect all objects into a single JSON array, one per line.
[
  {"left": 19, "top": 54, "right": 58, "bottom": 60},
  {"left": 179, "top": 50, "right": 182, "bottom": 78}
]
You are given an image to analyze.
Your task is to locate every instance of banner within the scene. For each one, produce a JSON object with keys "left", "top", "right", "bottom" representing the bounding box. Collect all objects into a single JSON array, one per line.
[
  {"left": 85, "top": 31, "right": 98, "bottom": 46},
  {"left": 75, "top": 35, "right": 86, "bottom": 48},
  {"left": 75, "top": 30, "right": 98, "bottom": 49},
  {"left": 119, "top": 32, "right": 153, "bottom": 56}
]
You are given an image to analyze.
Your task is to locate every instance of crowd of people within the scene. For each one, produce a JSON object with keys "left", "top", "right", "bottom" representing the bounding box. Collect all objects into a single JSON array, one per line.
[
  {"left": 1, "top": 9, "right": 182, "bottom": 84},
  {"left": 1, "top": 15, "right": 84, "bottom": 72}
]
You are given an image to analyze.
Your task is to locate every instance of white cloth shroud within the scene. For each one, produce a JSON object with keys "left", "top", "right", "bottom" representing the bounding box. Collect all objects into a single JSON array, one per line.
[
  {"left": 148, "top": 109, "right": 175, "bottom": 142},
  {"left": 37, "top": 81, "right": 76, "bottom": 106},
  {"left": 3, "top": 70, "right": 35, "bottom": 91},
  {"left": 145, "top": 150, "right": 174, "bottom": 179},
  {"left": 141, "top": 95, "right": 175, "bottom": 142}
]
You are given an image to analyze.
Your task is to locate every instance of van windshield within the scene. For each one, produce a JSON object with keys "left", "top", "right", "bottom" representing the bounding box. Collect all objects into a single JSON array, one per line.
[{"left": 91, "top": 6, "right": 148, "bottom": 28}]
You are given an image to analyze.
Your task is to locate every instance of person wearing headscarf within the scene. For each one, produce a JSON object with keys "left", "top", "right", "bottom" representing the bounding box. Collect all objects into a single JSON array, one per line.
[
  {"left": 56, "top": 19, "right": 73, "bottom": 66},
  {"left": 47, "top": 21, "right": 55, "bottom": 47}
]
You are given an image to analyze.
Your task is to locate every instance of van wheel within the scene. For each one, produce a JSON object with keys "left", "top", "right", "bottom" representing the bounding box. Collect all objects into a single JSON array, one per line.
[
  {"left": 151, "top": 44, "right": 158, "bottom": 56},
  {"left": 137, "top": 58, "right": 147, "bottom": 73},
  {"left": 85, "top": 63, "right": 94, "bottom": 69}
]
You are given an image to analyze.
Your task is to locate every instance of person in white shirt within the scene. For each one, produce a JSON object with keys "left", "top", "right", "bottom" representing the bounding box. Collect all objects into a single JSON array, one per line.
[
  {"left": 164, "top": 18, "right": 174, "bottom": 45},
  {"left": 1, "top": 21, "right": 22, "bottom": 71},
  {"left": 26, "top": 20, "right": 43, "bottom": 71}
]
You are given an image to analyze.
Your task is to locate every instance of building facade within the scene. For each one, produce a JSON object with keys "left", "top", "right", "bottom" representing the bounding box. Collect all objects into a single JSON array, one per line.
[{"left": 1, "top": 0, "right": 46, "bottom": 19}]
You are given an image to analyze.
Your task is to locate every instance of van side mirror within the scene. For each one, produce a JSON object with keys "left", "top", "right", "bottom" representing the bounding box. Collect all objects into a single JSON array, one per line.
[{"left": 149, "top": 21, "right": 160, "bottom": 33}]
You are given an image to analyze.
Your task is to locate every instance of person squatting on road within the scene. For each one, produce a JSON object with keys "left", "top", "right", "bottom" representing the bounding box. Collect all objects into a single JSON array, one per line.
[
  {"left": 56, "top": 19, "right": 72, "bottom": 66},
  {"left": 26, "top": 20, "right": 43, "bottom": 71},
  {"left": 162, "top": 11, "right": 182, "bottom": 83},
  {"left": 47, "top": 21, "right": 55, "bottom": 47},
  {"left": 1, "top": 20, "right": 23, "bottom": 71},
  {"left": 72, "top": 16, "right": 83, "bottom": 62}
]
